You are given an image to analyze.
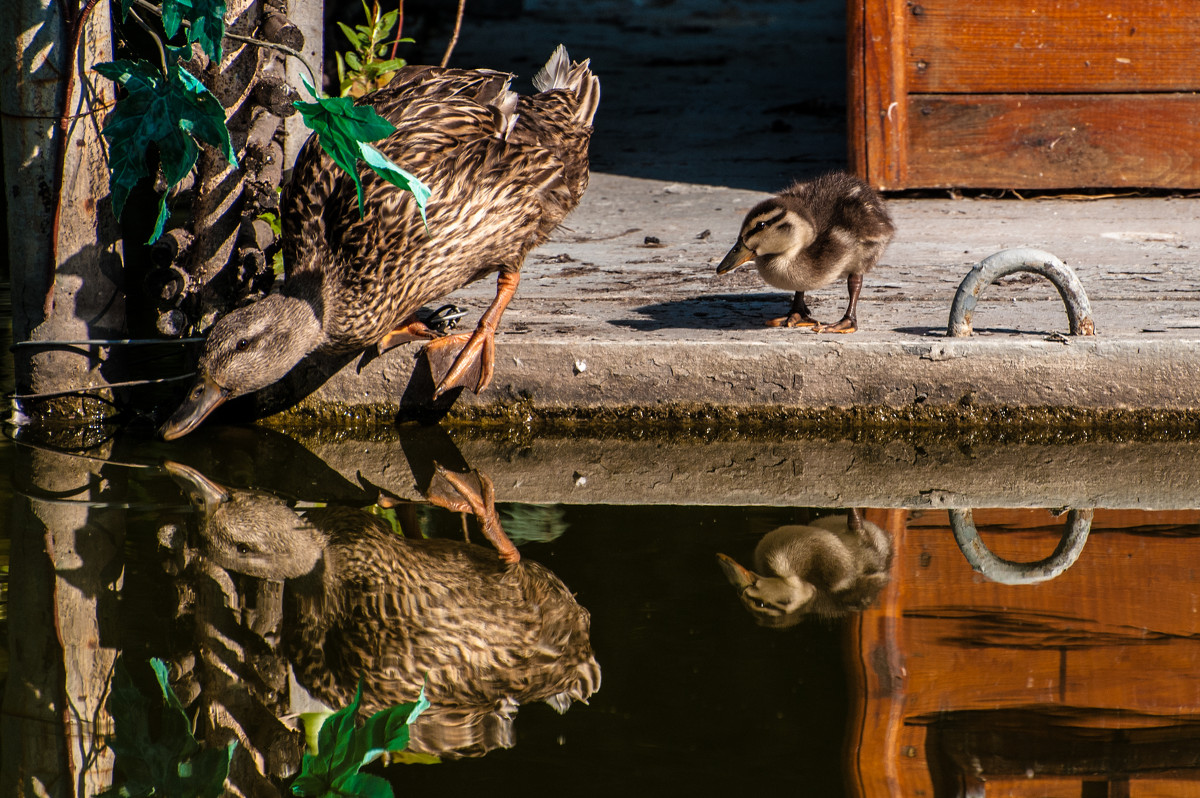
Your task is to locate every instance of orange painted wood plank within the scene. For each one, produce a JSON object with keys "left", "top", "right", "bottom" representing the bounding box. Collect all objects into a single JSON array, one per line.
[
  {"left": 857, "top": 0, "right": 908, "bottom": 188},
  {"left": 904, "top": 93, "right": 1200, "bottom": 188},
  {"left": 906, "top": 0, "right": 1200, "bottom": 94}
]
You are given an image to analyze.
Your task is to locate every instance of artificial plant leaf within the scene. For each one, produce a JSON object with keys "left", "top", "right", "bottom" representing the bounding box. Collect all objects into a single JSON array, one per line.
[
  {"left": 95, "top": 60, "right": 198, "bottom": 221},
  {"left": 186, "top": 0, "right": 228, "bottom": 62},
  {"left": 356, "top": 687, "right": 430, "bottom": 767},
  {"left": 179, "top": 741, "right": 236, "bottom": 798},
  {"left": 96, "top": 54, "right": 234, "bottom": 242},
  {"left": 358, "top": 142, "right": 430, "bottom": 227},
  {"left": 294, "top": 77, "right": 402, "bottom": 214},
  {"left": 336, "top": 772, "right": 393, "bottom": 798},
  {"left": 161, "top": 0, "right": 188, "bottom": 38}
]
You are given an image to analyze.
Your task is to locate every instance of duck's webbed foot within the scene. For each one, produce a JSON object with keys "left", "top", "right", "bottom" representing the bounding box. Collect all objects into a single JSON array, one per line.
[
  {"left": 424, "top": 330, "right": 493, "bottom": 395},
  {"left": 377, "top": 314, "right": 442, "bottom": 352},
  {"left": 814, "top": 317, "right": 858, "bottom": 334},
  {"left": 424, "top": 269, "right": 520, "bottom": 398},
  {"left": 813, "top": 273, "right": 863, "bottom": 333},
  {"left": 767, "top": 313, "right": 820, "bottom": 328},
  {"left": 767, "top": 291, "right": 818, "bottom": 328},
  {"left": 427, "top": 462, "right": 520, "bottom": 564}
]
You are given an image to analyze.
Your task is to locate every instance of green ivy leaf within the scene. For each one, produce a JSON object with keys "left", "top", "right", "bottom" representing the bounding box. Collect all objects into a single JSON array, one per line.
[
  {"left": 291, "top": 681, "right": 431, "bottom": 798},
  {"left": 358, "top": 142, "right": 431, "bottom": 228},
  {"left": 95, "top": 55, "right": 235, "bottom": 243},
  {"left": 187, "top": 0, "right": 228, "bottom": 61},
  {"left": 161, "top": 0, "right": 187, "bottom": 38},
  {"left": 336, "top": 773, "right": 393, "bottom": 798},
  {"left": 293, "top": 76, "right": 429, "bottom": 220},
  {"left": 100, "top": 656, "right": 235, "bottom": 798},
  {"left": 161, "top": 0, "right": 227, "bottom": 61}
]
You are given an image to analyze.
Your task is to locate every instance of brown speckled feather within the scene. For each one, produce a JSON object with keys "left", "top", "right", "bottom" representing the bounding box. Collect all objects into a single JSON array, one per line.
[{"left": 281, "top": 62, "right": 595, "bottom": 350}]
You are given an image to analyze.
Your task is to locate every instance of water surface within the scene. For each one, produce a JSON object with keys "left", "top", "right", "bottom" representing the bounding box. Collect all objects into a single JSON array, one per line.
[{"left": 2, "top": 427, "right": 1198, "bottom": 797}]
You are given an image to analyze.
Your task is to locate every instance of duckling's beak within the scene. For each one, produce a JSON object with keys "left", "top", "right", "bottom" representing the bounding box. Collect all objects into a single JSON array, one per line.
[
  {"left": 716, "top": 552, "right": 757, "bottom": 590},
  {"left": 161, "top": 460, "right": 230, "bottom": 516},
  {"left": 160, "top": 375, "right": 231, "bottom": 441},
  {"left": 716, "top": 240, "right": 755, "bottom": 275}
]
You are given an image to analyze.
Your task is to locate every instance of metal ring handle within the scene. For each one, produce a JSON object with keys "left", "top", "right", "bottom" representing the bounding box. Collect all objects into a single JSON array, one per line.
[
  {"left": 947, "top": 248, "right": 1095, "bottom": 337},
  {"left": 950, "top": 508, "right": 1094, "bottom": 585}
]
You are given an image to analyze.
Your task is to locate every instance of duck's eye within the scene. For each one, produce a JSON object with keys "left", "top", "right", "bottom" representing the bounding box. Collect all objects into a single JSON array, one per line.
[
  {"left": 752, "top": 599, "right": 767, "bottom": 609},
  {"left": 235, "top": 338, "right": 251, "bottom": 352},
  {"left": 753, "top": 220, "right": 769, "bottom": 232},
  {"left": 236, "top": 543, "right": 252, "bottom": 554}
]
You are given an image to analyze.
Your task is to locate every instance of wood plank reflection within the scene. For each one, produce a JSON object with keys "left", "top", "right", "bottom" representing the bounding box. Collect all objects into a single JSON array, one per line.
[{"left": 848, "top": 508, "right": 1200, "bottom": 798}]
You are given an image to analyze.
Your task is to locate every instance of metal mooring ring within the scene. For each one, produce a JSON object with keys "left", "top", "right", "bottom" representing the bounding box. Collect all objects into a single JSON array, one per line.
[
  {"left": 950, "top": 508, "right": 1094, "bottom": 585},
  {"left": 947, "top": 248, "right": 1096, "bottom": 337}
]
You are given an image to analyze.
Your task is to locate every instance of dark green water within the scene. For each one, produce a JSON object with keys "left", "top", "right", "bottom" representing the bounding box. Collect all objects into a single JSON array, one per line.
[{"left": 4, "top": 425, "right": 1200, "bottom": 798}]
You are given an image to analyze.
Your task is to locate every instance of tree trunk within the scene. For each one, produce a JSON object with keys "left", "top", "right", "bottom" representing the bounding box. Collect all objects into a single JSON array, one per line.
[{"left": 1, "top": 1, "right": 126, "bottom": 417}]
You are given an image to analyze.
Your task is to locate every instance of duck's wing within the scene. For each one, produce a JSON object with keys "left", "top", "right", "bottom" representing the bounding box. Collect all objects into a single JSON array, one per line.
[{"left": 280, "top": 68, "right": 513, "bottom": 283}]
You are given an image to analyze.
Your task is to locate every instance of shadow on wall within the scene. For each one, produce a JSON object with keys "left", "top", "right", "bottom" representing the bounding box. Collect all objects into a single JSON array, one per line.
[{"left": 443, "top": 0, "right": 850, "bottom": 191}]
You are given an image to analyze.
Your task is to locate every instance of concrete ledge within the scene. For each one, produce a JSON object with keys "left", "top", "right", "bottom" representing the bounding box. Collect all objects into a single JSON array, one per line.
[{"left": 297, "top": 337, "right": 1200, "bottom": 415}]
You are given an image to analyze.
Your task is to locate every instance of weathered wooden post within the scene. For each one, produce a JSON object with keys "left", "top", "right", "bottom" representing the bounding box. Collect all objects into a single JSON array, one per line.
[{"left": 0, "top": 0, "right": 126, "bottom": 419}]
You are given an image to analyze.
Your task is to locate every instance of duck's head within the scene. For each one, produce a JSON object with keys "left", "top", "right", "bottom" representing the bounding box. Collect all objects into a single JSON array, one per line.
[
  {"left": 716, "top": 199, "right": 814, "bottom": 275},
  {"left": 163, "top": 460, "right": 324, "bottom": 579},
  {"left": 160, "top": 294, "right": 323, "bottom": 440},
  {"left": 716, "top": 552, "right": 815, "bottom": 628}
]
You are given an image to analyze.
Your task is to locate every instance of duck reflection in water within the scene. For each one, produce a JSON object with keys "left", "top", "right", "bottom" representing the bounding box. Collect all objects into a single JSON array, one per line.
[
  {"left": 165, "top": 460, "right": 600, "bottom": 760},
  {"left": 717, "top": 509, "right": 893, "bottom": 628}
]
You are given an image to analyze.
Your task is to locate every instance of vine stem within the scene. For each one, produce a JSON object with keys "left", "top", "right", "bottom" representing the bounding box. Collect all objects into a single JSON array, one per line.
[{"left": 440, "top": 0, "right": 465, "bottom": 67}]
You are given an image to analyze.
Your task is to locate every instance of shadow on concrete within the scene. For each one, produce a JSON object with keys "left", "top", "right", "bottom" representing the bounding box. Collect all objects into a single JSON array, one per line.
[
  {"left": 451, "top": 0, "right": 849, "bottom": 192},
  {"left": 611, "top": 293, "right": 793, "bottom": 331}
]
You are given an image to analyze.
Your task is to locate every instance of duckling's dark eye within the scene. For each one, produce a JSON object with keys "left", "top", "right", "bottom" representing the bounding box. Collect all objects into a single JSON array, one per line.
[
  {"left": 235, "top": 338, "right": 250, "bottom": 352},
  {"left": 753, "top": 220, "right": 769, "bottom": 232},
  {"left": 236, "top": 543, "right": 251, "bottom": 554},
  {"left": 752, "top": 599, "right": 767, "bottom": 609}
]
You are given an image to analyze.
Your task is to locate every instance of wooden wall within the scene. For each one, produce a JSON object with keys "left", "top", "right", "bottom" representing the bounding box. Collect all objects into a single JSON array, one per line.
[
  {"left": 847, "top": 508, "right": 1200, "bottom": 797},
  {"left": 847, "top": 0, "right": 1200, "bottom": 189}
]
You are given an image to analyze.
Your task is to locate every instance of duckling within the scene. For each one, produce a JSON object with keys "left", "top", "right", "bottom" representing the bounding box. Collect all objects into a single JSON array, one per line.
[
  {"left": 716, "top": 172, "right": 894, "bottom": 332},
  {"left": 163, "top": 460, "right": 600, "bottom": 758},
  {"left": 716, "top": 509, "right": 893, "bottom": 628},
  {"left": 160, "top": 46, "right": 600, "bottom": 440}
]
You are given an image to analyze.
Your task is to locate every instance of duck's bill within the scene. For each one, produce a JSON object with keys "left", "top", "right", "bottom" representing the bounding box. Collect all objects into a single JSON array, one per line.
[
  {"left": 161, "top": 460, "right": 230, "bottom": 515},
  {"left": 716, "top": 241, "right": 755, "bottom": 275},
  {"left": 716, "top": 552, "right": 756, "bottom": 589},
  {"left": 160, "top": 375, "right": 230, "bottom": 441}
]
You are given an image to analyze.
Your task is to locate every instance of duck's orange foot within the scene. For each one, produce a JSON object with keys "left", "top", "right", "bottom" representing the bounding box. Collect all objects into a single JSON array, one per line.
[
  {"left": 767, "top": 313, "right": 819, "bottom": 328},
  {"left": 378, "top": 315, "right": 442, "bottom": 352},
  {"left": 427, "top": 462, "right": 520, "bottom": 564},
  {"left": 423, "top": 327, "right": 495, "bottom": 398},
  {"left": 813, "top": 318, "right": 858, "bottom": 334}
]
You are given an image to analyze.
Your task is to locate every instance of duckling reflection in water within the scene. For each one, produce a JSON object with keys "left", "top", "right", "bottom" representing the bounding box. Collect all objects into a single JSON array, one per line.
[
  {"left": 716, "top": 509, "right": 893, "bottom": 628},
  {"left": 165, "top": 460, "right": 599, "bottom": 759}
]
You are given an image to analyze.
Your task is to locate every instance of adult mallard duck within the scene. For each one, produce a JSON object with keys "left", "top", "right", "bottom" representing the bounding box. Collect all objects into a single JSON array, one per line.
[
  {"left": 160, "top": 46, "right": 600, "bottom": 440},
  {"left": 164, "top": 460, "right": 601, "bottom": 758},
  {"left": 716, "top": 509, "right": 893, "bottom": 628},
  {"left": 716, "top": 171, "right": 894, "bottom": 333}
]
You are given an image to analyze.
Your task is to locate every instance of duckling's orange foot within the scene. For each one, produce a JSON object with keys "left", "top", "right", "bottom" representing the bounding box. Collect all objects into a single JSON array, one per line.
[
  {"left": 767, "top": 313, "right": 819, "bottom": 328},
  {"left": 423, "top": 328, "right": 496, "bottom": 398},
  {"left": 377, "top": 315, "right": 442, "bottom": 352},
  {"left": 814, "top": 318, "right": 858, "bottom": 334}
]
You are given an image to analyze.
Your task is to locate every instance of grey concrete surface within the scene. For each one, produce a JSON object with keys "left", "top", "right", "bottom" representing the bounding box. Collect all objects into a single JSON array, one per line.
[{"left": 298, "top": 0, "right": 1200, "bottom": 418}]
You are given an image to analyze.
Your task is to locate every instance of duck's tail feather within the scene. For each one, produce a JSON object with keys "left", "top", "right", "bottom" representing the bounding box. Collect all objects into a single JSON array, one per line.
[{"left": 532, "top": 44, "right": 600, "bottom": 127}]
